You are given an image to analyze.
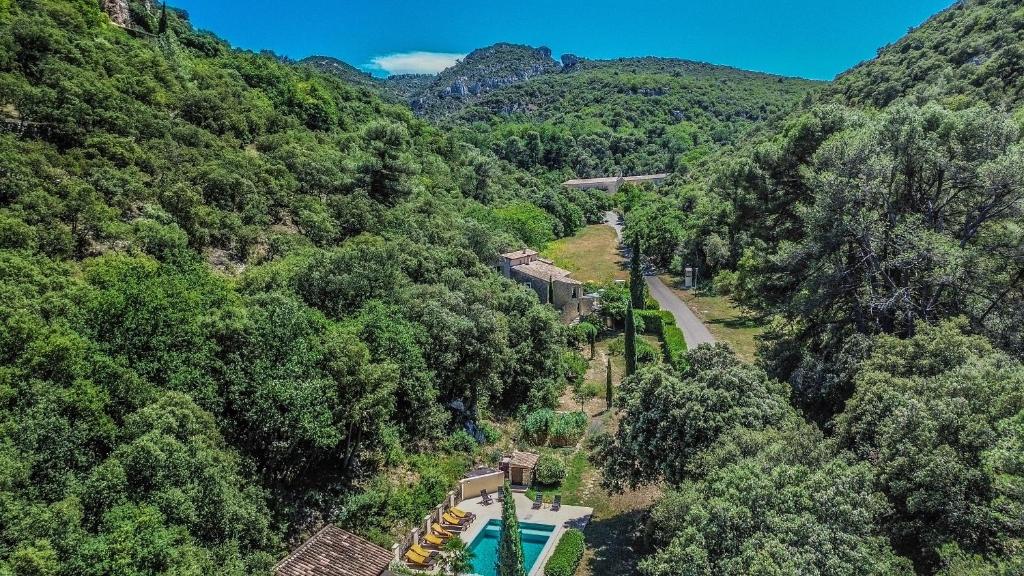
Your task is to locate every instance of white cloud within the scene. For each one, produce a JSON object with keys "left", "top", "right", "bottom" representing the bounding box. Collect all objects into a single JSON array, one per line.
[{"left": 364, "top": 51, "right": 466, "bottom": 75}]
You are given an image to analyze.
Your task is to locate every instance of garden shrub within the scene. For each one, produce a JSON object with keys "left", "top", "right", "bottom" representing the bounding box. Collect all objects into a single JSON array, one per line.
[
  {"left": 524, "top": 410, "right": 587, "bottom": 447},
  {"left": 636, "top": 338, "right": 660, "bottom": 364},
  {"left": 713, "top": 269, "right": 738, "bottom": 295},
  {"left": 563, "top": 351, "right": 588, "bottom": 383},
  {"left": 440, "top": 429, "right": 478, "bottom": 453},
  {"left": 535, "top": 453, "right": 567, "bottom": 485},
  {"left": 549, "top": 411, "right": 587, "bottom": 447},
  {"left": 544, "top": 528, "right": 585, "bottom": 576},
  {"left": 635, "top": 309, "right": 664, "bottom": 336},
  {"left": 522, "top": 408, "right": 555, "bottom": 444}
]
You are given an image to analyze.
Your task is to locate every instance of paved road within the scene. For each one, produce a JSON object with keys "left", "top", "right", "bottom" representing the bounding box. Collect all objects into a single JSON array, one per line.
[{"left": 603, "top": 211, "right": 715, "bottom": 348}]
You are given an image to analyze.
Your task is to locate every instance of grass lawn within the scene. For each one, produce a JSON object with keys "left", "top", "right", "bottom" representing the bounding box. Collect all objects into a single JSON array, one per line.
[
  {"left": 659, "top": 274, "right": 766, "bottom": 362},
  {"left": 542, "top": 224, "right": 627, "bottom": 284}
]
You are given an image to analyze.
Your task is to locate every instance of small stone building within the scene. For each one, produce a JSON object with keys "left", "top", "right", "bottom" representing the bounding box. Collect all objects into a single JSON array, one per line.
[
  {"left": 274, "top": 525, "right": 394, "bottom": 576},
  {"left": 500, "top": 451, "right": 540, "bottom": 486},
  {"left": 498, "top": 249, "right": 598, "bottom": 322}
]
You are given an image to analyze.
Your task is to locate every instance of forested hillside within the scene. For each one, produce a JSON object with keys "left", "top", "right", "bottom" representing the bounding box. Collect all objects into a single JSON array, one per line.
[
  {"left": 830, "top": 0, "right": 1024, "bottom": 108},
  {"left": 309, "top": 45, "right": 822, "bottom": 179},
  {"left": 447, "top": 57, "right": 822, "bottom": 177},
  {"left": 0, "top": 1, "right": 607, "bottom": 573},
  {"left": 605, "top": 0, "right": 1024, "bottom": 574}
]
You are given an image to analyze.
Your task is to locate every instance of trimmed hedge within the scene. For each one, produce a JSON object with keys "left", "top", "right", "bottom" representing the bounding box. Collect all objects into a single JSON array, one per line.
[
  {"left": 635, "top": 309, "right": 687, "bottom": 364},
  {"left": 544, "top": 528, "right": 585, "bottom": 576},
  {"left": 660, "top": 310, "right": 687, "bottom": 365}
]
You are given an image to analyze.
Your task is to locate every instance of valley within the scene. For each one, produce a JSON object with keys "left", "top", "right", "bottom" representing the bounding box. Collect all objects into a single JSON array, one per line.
[{"left": 1, "top": 1, "right": 1023, "bottom": 576}]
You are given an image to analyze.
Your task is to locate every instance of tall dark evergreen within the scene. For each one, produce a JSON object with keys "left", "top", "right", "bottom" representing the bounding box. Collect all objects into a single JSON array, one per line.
[
  {"left": 606, "top": 356, "right": 613, "bottom": 409},
  {"left": 629, "top": 239, "right": 645, "bottom": 309},
  {"left": 547, "top": 275, "right": 554, "bottom": 305},
  {"left": 624, "top": 301, "right": 637, "bottom": 377},
  {"left": 159, "top": 2, "right": 168, "bottom": 33},
  {"left": 497, "top": 481, "right": 526, "bottom": 576}
]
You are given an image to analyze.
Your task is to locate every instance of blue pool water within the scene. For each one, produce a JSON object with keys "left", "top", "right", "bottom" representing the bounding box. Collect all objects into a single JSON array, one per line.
[{"left": 467, "top": 519, "right": 555, "bottom": 576}]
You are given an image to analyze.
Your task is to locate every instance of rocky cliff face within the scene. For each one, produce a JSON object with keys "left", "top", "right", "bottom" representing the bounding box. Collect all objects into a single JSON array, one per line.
[
  {"left": 101, "top": 0, "right": 131, "bottom": 26},
  {"left": 408, "top": 43, "right": 562, "bottom": 118},
  {"left": 101, "top": 0, "right": 154, "bottom": 28}
]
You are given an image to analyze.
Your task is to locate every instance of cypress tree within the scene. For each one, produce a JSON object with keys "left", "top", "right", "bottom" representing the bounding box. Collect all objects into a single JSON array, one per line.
[
  {"left": 497, "top": 481, "right": 526, "bottom": 576},
  {"left": 629, "top": 238, "right": 645, "bottom": 309},
  {"left": 624, "top": 300, "right": 637, "bottom": 377},
  {"left": 606, "top": 356, "right": 613, "bottom": 409},
  {"left": 547, "top": 275, "right": 554, "bottom": 306},
  {"left": 158, "top": 2, "right": 168, "bottom": 34}
]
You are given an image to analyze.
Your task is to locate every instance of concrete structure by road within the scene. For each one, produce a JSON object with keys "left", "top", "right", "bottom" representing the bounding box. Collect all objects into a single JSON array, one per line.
[
  {"left": 603, "top": 211, "right": 715, "bottom": 348},
  {"left": 563, "top": 173, "right": 670, "bottom": 194}
]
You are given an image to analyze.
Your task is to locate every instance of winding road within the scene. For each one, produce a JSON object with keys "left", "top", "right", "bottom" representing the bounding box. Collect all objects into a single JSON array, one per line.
[{"left": 604, "top": 211, "right": 715, "bottom": 348}]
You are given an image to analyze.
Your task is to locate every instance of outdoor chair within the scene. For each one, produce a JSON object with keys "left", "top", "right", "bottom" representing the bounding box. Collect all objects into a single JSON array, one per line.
[
  {"left": 533, "top": 492, "right": 543, "bottom": 509},
  {"left": 442, "top": 512, "right": 470, "bottom": 527},
  {"left": 405, "top": 549, "right": 435, "bottom": 568}
]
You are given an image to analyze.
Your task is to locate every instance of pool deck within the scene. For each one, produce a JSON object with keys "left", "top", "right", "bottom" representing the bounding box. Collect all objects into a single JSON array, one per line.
[{"left": 456, "top": 492, "right": 593, "bottom": 576}]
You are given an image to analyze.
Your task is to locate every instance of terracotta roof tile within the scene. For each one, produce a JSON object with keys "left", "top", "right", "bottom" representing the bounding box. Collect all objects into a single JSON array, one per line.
[
  {"left": 509, "top": 450, "right": 540, "bottom": 469},
  {"left": 274, "top": 525, "right": 392, "bottom": 576},
  {"left": 512, "top": 261, "right": 582, "bottom": 284}
]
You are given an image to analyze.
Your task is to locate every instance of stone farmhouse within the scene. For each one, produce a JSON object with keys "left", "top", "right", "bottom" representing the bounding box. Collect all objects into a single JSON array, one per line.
[{"left": 498, "top": 249, "right": 597, "bottom": 322}]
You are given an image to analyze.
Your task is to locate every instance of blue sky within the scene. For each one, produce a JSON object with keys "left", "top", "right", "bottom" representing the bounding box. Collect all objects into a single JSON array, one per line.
[{"left": 171, "top": 0, "right": 953, "bottom": 80}]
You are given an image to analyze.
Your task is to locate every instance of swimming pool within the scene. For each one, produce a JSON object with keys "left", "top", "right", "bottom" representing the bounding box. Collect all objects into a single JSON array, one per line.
[{"left": 466, "top": 519, "right": 555, "bottom": 576}]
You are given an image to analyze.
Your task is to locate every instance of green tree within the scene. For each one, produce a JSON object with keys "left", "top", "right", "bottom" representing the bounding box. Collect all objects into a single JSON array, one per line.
[
  {"left": 642, "top": 424, "right": 914, "bottom": 576},
  {"left": 624, "top": 300, "right": 637, "bottom": 377},
  {"left": 836, "top": 319, "right": 1024, "bottom": 570},
  {"left": 358, "top": 120, "right": 417, "bottom": 205},
  {"left": 441, "top": 537, "right": 474, "bottom": 575},
  {"left": 629, "top": 238, "right": 645, "bottom": 309},
  {"left": 497, "top": 481, "right": 526, "bottom": 576},
  {"left": 576, "top": 321, "right": 598, "bottom": 359},
  {"left": 597, "top": 346, "right": 791, "bottom": 490},
  {"left": 606, "top": 356, "right": 613, "bottom": 409}
]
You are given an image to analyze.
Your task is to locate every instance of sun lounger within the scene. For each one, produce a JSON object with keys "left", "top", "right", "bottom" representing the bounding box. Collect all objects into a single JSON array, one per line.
[
  {"left": 450, "top": 506, "right": 476, "bottom": 520},
  {"left": 424, "top": 533, "right": 446, "bottom": 547},
  {"left": 480, "top": 489, "right": 493, "bottom": 504},
  {"left": 533, "top": 492, "right": 543, "bottom": 509},
  {"left": 442, "top": 512, "right": 469, "bottom": 528},
  {"left": 552, "top": 494, "right": 561, "bottom": 511},
  {"left": 411, "top": 543, "right": 437, "bottom": 558},
  {"left": 431, "top": 523, "right": 453, "bottom": 538},
  {"left": 405, "top": 549, "right": 435, "bottom": 568},
  {"left": 446, "top": 508, "right": 473, "bottom": 522}
]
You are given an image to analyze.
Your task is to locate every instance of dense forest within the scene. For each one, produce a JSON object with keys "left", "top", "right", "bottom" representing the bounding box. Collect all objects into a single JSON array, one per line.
[
  {"left": 598, "top": 0, "right": 1024, "bottom": 574},
  {"left": 2, "top": 0, "right": 1023, "bottom": 575},
  {"left": 309, "top": 43, "right": 822, "bottom": 179},
  {"left": 446, "top": 58, "right": 821, "bottom": 178},
  {"left": 0, "top": 0, "right": 611, "bottom": 572}
]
